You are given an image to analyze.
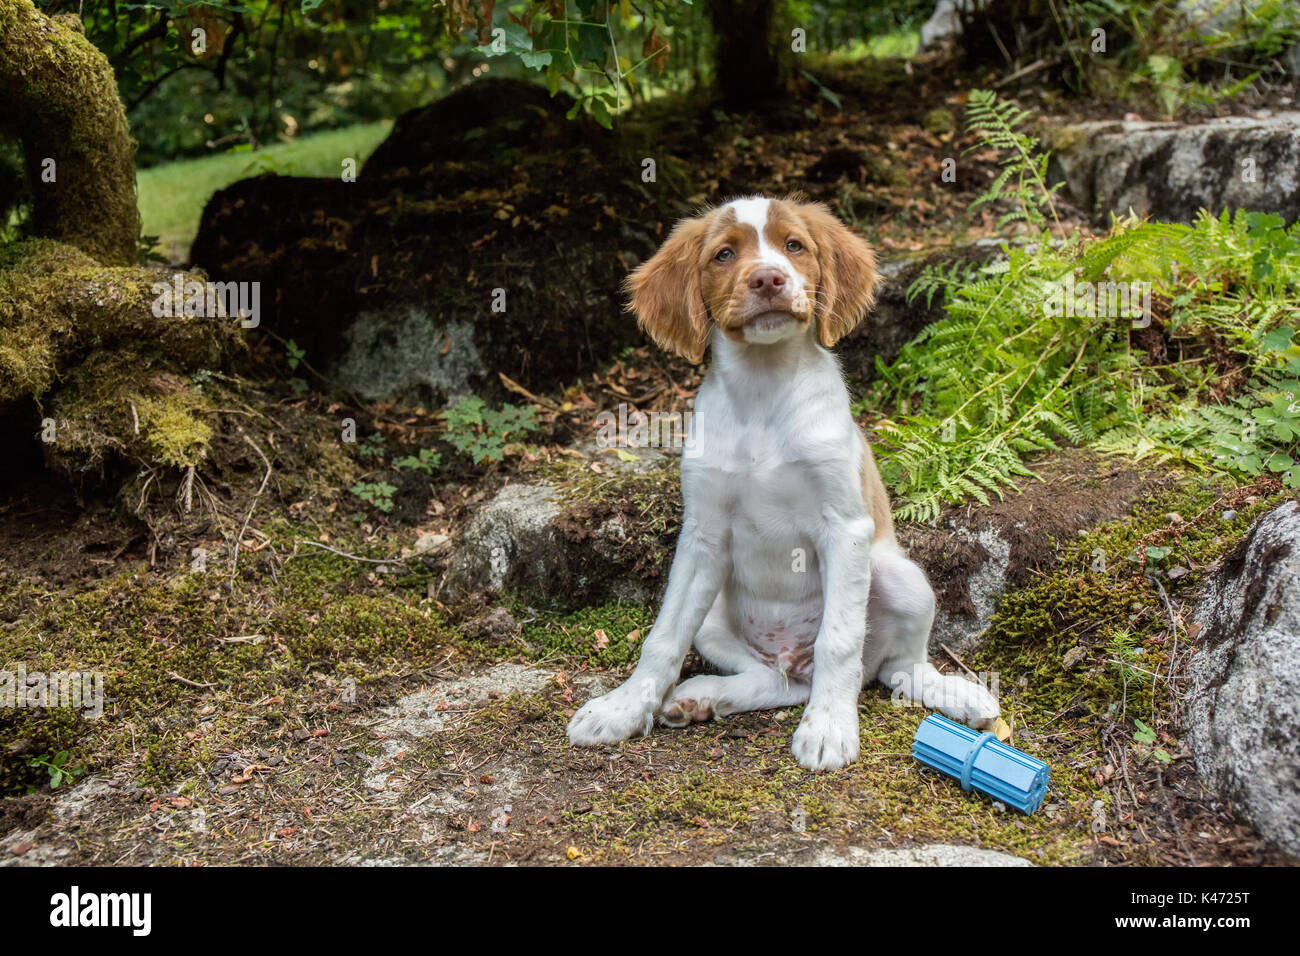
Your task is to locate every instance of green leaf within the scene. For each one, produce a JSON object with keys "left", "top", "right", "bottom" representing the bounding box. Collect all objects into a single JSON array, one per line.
[{"left": 1260, "top": 327, "right": 1295, "bottom": 352}]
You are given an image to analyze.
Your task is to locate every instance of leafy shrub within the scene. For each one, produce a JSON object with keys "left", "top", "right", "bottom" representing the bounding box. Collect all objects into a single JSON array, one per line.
[
  {"left": 394, "top": 447, "right": 442, "bottom": 475},
  {"left": 442, "top": 397, "right": 538, "bottom": 465},
  {"left": 865, "top": 92, "right": 1300, "bottom": 521},
  {"left": 349, "top": 481, "right": 396, "bottom": 513}
]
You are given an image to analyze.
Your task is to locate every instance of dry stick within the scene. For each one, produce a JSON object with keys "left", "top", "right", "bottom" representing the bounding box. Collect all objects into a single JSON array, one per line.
[
  {"left": 179, "top": 464, "right": 195, "bottom": 513},
  {"left": 939, "top": 643, "right": 981, "bottom": 680},
  {"left": 299, "top": 539, "right": 408, "bottom": 566},
  {"left": 229, "top": 432, "right": 273, "bottom": 592},
  {"left": 169, "top": 671, "right": 217, "bottom": 689},
  {"left": 1152, "top": 576, "right": 1181, "bottom": 727},
  {"left": 993, "top": 57, "right": 1053, "bottom": 89}
]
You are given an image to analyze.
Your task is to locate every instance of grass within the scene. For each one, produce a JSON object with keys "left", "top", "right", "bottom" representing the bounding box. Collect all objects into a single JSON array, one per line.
[{"left": 135, "top": 121, "right": 392, "bottom": 263}]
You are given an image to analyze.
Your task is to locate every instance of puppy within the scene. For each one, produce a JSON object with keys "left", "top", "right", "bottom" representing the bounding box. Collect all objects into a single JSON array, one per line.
[{"left": 567, "top": 196, "right": 999, "bottom": 771}]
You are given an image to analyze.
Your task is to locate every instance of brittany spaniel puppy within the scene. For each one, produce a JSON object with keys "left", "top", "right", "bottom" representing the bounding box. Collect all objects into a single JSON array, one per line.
[{"left": 567, "top": 196, "right": 999, "bottom": 771}]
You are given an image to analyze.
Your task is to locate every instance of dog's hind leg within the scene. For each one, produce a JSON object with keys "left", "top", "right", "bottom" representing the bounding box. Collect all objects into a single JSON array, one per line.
[
  {"left": 865, "top": 545, "right": 999, "bottom": 728},
  {"left": 659, "top": 601, "right": 810, "bottom": 727},
  {"left": 658, "top": 667, "right": 810, "bottom": 727}
]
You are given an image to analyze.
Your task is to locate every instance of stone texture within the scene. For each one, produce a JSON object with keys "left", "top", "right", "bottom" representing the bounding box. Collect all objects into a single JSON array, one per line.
[
  {"left": 1187, "top": 499, "right": 1300, "bottom": 856},
  {"left": 810, "top": 843, "right": 1034, "bottom": 866},
  {"left": 1050, "top": 113, "right": 1300, "bottom": 225}
]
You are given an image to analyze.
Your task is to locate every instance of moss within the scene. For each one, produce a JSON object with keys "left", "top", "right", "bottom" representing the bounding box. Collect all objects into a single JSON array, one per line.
[
  {"left": 569, "top": 694, "right": 1095, "bottom": 863},
  {"left": 517, "top": 601, "right": 656, "bottom": 669},
  {"left": 134, "top": 392, "right": 214, "bottom": 469},
  {"left": 922, "top": 107, "right": 955, "bottom": 135},
  {"left": 0, "top": 240, "right": 242, "bottom": 478},
  {"left": 0, "top": 525, "right": 464, "bottom": 794},
  {"left": 972, "top": 478, "right": 1293, "bottom": 727},
  {"left": 0, "top": 0, "right": 141, "bottom": 265}
]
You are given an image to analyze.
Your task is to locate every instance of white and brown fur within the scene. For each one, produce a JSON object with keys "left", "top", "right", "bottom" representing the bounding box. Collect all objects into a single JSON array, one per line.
[{"left": 566, "top": 196, "right": 998, "bottom": 771}]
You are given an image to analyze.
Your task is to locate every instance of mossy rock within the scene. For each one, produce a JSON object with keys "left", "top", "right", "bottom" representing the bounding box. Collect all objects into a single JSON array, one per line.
[
  {"left": 0, "top": 239, "right": 243, "bottom": 480},
  {"left": 0, "top": 0, "right": 140, "bottom": 265}
]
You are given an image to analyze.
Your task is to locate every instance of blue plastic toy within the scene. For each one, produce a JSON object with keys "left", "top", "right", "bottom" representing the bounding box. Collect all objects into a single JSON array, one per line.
[{"left": 912, "top": 713, "right": 1050, "bottom": 814}]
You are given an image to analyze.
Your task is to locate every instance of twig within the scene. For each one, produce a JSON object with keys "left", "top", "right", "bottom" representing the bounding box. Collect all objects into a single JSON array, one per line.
[
  {"left": 169, "top": 671, "right": 217, "bottom": 689},
  {"left": 178, "top": 464, "right": 195, "bottom": 513},
  {"left": 994, "top": 57, "right": 1053, "bottom": 89},
  {"left": 229, "top": 432, "right": 273, "bottom": 592},
  {"left": 939, "top": 643, "right": 980, "bottom": 679},
  {"left": 299, "top": 539, "right": 408, "bottom": 566}
]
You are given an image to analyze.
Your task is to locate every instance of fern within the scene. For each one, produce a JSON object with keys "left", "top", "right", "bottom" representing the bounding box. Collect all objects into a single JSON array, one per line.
[
  {"left": 964, "top": 89, "right": 1063, "bottom": 230},
  {"left": 867, "top": 212, "right": 1300, "bottom": 518}
]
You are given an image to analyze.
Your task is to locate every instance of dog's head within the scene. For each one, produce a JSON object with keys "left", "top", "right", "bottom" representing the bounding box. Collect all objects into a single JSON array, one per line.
[{"left": 625, "top": 195, "right": 878, "bottom": 364}]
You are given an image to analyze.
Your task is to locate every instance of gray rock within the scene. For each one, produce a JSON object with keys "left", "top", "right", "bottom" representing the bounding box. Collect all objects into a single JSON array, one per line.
[
  {"left": 930, "top": 524, "right": 1010, "bottom": 658},
  {"left": 410, "top": 531, "right": 451, "bottom": 557},
  {"left": 1188, "top": 499, "right": 1300, "bottom": 855},
  {"left": 809, "top": 843, "right": 1033, "bottom": 867},
  {"left": 445, "top": 477, "right": 667, "bottom": 607},
  {"left": 1285, "top": 42, "right": 1300, "bottom": 78},
  {"left": 334, "top": 307, "right": 484, "bottom": 407},
  {"left": 1176, "top": 0, "right": 1265, "bottom": 35},
  {"left": 920, "top": 0, "right": 986, "bottom": 50},
  {"left": 1050, "top": 113, "right": 1300, "bottom": 225},
  {"left": 447, "top": 483, "right": 564, "bottom": 595}
]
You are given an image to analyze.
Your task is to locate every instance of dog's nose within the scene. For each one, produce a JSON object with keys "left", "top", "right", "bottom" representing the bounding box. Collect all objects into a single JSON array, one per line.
[{"left": 748, "top": 268, "right": 786, "bottom": 297}]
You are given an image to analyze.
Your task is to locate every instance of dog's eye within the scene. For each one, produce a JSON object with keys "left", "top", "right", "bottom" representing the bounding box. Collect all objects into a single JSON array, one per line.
[
  {"left": 715, "top": 248, "right": 735, "bottom": 262},
  {"left": 785, "top": 239, "right": 804, "bottom": 253}
]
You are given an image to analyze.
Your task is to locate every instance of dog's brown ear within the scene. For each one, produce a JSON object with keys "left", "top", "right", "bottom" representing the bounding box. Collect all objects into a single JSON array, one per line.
[
  {"left": 625, "top": 214, "right": 712, "bottom": 364},
  {"left": 800, "top": 202, "right": 878, "bottom": 348}
]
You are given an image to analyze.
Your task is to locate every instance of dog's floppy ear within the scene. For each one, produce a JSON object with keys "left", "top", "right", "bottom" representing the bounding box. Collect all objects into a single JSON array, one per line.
[
  {"left": 800, "top": 201, "right": 878, "bottom": 348},
  {"left": 625, "top": 214, "right": 712, "bottom": 364}
]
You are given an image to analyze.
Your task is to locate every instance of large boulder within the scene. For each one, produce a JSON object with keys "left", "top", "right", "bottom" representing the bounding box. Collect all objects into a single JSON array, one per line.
[
  {"left": 1187, "top": 499, "right": 1300, "bottom": 856},
  {"left": 1048, "top": 113, "right": 1300, "bottom": 225},
  {"left": 191, "top": 78, "right": 672, "bottom": 409}
]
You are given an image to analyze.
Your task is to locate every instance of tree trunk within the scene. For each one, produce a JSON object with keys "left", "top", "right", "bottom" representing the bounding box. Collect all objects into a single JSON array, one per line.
[
  {"left": 0, "top": 0, "right": 140, "bottom": 266},
  {"left": 709, "top": 0, "right": 784, "bottom": 108}
]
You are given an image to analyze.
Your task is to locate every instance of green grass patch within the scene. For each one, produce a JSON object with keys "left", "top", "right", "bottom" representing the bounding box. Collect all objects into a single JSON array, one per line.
[{"left": 136, "top": 121, "right": 391, "bottom": 262}]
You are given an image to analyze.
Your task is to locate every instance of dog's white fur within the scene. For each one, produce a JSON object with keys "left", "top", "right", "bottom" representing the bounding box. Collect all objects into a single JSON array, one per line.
[{"left": 566, "top": 197, "right": 999, "bottom": 771}]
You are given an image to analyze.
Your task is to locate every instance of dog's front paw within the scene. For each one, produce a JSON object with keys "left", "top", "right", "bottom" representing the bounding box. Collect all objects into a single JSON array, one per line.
[
  {"left": 567, "top": 688, "right": 655, "bottom": 746},
  {"left": 791, "top": 703, "right": 859, "bottom": 771},
  {"left": 937, "top": 675, "right": 1001, "bottom": 730}
]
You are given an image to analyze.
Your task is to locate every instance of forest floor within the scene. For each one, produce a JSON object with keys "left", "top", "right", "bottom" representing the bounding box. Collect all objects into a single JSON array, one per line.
[{"left": 2, "top": 55, "right": 1296, "bottom": 867}]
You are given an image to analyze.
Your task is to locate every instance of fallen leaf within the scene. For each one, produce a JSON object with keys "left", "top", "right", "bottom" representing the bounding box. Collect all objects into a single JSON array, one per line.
[{"left": 992, "top": 717, "right": 1011, "bottom": 742}]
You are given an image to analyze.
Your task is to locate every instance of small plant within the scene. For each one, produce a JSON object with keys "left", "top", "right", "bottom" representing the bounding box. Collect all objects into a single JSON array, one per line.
[
  {"left": 1133, "top": 719, "right": 1174, "bottom": 765},
  {"left": 442, "top": 396, "right": 539, "bottom": 465},
  {"left": 350, "top": 480, "right": 396, "bottom": 513},
  {"left": 394, "top": 447, "right": 442, "bottom": 475},
  {"left": 356, "top": 432, "right": 387, "bottom": 460},
  {"left": 28, "top": 750, "right": 84, "bottom": 791},
  {"left": 285, "top": 339, "right": 309, "bottom": 394},
  {"left": 964, "top": 89, "right": 1062, "bottom": 230}
]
